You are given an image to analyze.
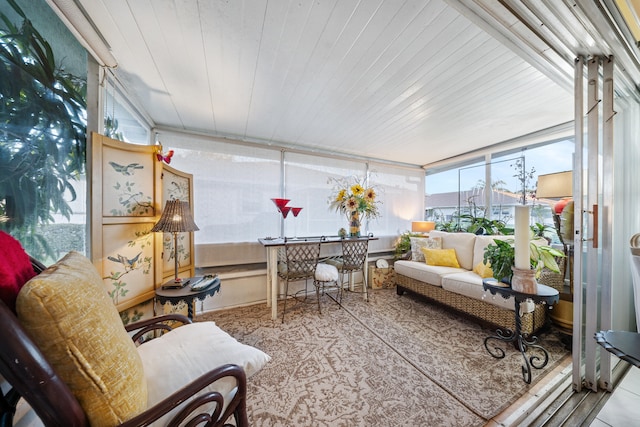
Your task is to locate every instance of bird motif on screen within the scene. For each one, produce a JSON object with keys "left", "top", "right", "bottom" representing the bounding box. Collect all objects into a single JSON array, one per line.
[
  {"left": 108, "top": 161, "right": 144, "bottom": 175},
  {"left": 107, "top": 252, "right": 143, "bottom": 271}
]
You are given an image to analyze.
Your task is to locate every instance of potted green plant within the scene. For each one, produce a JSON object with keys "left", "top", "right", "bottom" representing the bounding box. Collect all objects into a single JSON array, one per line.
[
  {"left": 530, "top": 222, "right": 553, "bottom": 244},
  {"left": 483, "top": 238, "right": 565, "bottom": 283},
  {"left": 393, "top": 231, "right": 423, "bottom": 260}
]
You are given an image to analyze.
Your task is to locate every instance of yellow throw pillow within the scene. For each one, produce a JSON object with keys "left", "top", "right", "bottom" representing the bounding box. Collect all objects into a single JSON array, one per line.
[
  {"left": 421, "top": 247, "right": 460, "bottom": 268},
  {"left": 473, "top": 261, "right": 494, "bottom": 279},
  {"left": 16, "top": 252, "right": 147, "bottom": 426}
]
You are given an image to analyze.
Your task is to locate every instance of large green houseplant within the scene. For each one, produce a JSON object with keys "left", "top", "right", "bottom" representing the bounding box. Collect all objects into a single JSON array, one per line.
[
  {"left": 483, "top": 238, "right": 564, "bottom": 283},
  {"left": 0, "top": 0, "right": 87, "bottom": 259}
]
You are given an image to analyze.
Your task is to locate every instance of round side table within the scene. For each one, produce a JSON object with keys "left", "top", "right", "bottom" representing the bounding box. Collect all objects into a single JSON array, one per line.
[
  {"left": 482, "top": 279, "right": 559, "bottom": 383},
  {"left": 155, "top": 277, "right": 221, "bottom": 320}
]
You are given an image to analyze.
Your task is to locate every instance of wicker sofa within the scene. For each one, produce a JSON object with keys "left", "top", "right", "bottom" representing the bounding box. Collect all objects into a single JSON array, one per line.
[{"left": 394, "top": 230, "right": 549, "bottom": 335}]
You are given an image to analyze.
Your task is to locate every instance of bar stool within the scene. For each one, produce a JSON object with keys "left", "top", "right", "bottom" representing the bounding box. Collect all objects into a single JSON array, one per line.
[
  {"left": 313, "top": 262, "right": 340, "bottom": 313},
  {"left": 338, "top": 238, "right": 369, "bottom": 304},
  {"left": 277, "top": 241, "right": 321, "bottom": 323}
]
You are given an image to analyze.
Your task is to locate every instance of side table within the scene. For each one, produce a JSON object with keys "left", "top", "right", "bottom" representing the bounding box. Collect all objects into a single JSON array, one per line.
[
  {"left": 155, "top": 277, "right": 221, "bottom": 320},
  {"left": 482, "top": 279, "right": 560, "bottom": 383},
  {"left": 595, "top": 330, "right": 640, "bottom": 368}
]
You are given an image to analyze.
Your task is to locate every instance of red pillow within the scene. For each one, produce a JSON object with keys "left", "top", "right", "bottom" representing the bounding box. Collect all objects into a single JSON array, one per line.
[{"left": 0, "top": 231, "right": 36, "bottom": 312}]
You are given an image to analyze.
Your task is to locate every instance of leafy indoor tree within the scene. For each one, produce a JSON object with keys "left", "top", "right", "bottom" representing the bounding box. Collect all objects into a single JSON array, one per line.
[
  {"left": 0, "top": 0, "right": 86, "bottom": 258},
  {"left": 511, "top": 157, "right": 536, "bottom": 205}
]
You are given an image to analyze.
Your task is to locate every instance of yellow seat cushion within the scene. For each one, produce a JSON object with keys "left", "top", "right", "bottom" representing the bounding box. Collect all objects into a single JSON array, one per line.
[
  {"left": 421, "top": 247, "right": 460, "bottom": 268},
  {"left": 473, "top": 261, "right": 494, "bottom": 279},
  {"left": 16, "top": 252, "right": 147, "bottom": 427}
]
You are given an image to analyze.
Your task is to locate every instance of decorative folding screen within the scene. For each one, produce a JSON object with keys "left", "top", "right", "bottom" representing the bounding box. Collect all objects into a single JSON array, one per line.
[{"left": 90, "top": 133, "right": 194, "bottom": 317}]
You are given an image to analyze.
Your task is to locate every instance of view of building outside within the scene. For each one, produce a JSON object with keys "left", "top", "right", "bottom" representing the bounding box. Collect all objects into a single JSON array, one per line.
[{"left": 425, "top": 139, "right": 574, "bottom": 241}]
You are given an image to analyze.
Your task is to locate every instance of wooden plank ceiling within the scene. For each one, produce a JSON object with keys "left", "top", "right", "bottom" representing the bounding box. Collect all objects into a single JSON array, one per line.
[{"left": 80, "top": 0, "right": 577, "bottom": 166}]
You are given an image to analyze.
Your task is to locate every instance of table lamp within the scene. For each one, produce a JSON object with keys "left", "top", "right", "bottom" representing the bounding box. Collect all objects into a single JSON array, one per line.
[
  {"left": 151, "top": 200, "right": 199, "bottom": 283},
  {"left": 536, "top": 171, "right": 572, "bottom": 213},
  {"left": 411, "top": 221, "right": 435, "bottom": 234},
  {"left": 535, "top": 170, "right": 574, "bottom": 333}
]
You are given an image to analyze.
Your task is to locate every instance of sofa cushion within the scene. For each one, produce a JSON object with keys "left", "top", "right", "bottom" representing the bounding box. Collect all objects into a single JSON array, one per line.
[
  {"left": 421, "top": 248, "right": 460, "bottom": 268},
  {"left": 315, "top": 263, "right": 339, "bottom": 281},
  {"left": 394, "top": 260, "right": 465, "bottom": 287},
  {"left": 441, "top": 271, "right": 534, "bottom": 313},
  {"left": 428, "top": 231, "right": 476, "bottom": 270},
  {"left": 473, "top": 261, "right": 494, "bottom": 279},
  {"left": 410, "top": 237, "right": 442, "bottom": 262},
  {"left": 16, "top": 252, "right": 147, "bottom": 427},
  {"left": 138, "top": 321, "right": 270, "bottom": 425}
]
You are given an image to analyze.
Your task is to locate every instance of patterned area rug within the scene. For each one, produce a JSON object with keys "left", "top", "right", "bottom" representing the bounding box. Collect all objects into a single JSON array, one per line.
[{"left": 197, "top": 288, "right": 569, "bottom": 426}]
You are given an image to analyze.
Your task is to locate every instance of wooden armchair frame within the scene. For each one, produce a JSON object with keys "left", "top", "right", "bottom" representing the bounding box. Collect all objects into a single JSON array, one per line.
[{"left": 0, "top": 259, "right": 248, "bottom": 427}]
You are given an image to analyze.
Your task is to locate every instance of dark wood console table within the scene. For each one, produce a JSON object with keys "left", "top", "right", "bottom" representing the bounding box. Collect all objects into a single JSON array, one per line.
[{"left": 482, "top": 279, "right": 560, "bottom": 383}]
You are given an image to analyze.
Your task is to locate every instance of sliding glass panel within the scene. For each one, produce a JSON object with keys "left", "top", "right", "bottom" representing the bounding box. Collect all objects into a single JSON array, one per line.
[
  {"left": 426, "top": 160, "right": 483, "bottom": 231},
  {"left": 103, "top": 75, "right": 150, "bottom": 144},
  {"left": 493, "top": 140, "right": 574, "bottom": 241}
]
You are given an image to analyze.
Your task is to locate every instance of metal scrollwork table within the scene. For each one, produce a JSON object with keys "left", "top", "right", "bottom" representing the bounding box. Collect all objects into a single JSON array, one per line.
[
  {"left": 482, "top": 279, "right": 559, "bottom": 384},
  {"left": 155, "top": 277, "right": 221, "bottom": 320}
]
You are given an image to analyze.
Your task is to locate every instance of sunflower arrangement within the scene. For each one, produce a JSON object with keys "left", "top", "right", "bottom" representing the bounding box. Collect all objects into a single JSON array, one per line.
[{"left": 328, "top": 176, "right": 380, "bottom": 221}]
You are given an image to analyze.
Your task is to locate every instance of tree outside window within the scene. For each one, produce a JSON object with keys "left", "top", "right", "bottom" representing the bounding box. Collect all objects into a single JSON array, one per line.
[{"left": 0, "top": 0, "right": 87, "bottom": 261}]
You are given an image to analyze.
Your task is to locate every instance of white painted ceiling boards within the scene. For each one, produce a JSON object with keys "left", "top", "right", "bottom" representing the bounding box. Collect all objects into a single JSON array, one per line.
[{"left": 70, "top": 0, "right": 640, "bottom": 166}]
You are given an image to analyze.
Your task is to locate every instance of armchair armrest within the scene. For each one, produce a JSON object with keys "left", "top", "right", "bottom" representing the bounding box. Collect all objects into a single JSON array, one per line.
[
  {"left": 125, "top": 313, "right": 192, "bottom": 344},
  {"left": 119, "top": 363, "right": 248, "bottom": 427}
]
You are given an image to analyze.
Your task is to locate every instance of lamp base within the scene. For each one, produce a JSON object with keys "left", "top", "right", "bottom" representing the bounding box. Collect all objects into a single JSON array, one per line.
[{"left": 173, "top": 277, "right": 182, "bottom": 283}]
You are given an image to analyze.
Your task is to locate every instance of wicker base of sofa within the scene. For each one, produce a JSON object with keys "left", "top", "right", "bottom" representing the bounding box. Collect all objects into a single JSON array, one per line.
[{"left": 395, "top": 273, "right": 548, "bottom": 336}]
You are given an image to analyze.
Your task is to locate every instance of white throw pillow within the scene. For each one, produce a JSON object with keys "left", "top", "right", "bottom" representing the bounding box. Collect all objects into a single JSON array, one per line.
[
  {"left": 315, "top": 263, "right": 339, "bottom": 282},
  {"left": 137, "top": 321, "right": 270, "bottom": 425},
  {"left": 410, "top": 237, "right": 442, "bottom": 262}
]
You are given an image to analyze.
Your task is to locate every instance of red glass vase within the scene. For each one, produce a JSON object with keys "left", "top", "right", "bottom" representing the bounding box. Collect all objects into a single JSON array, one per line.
[{"left": 271, "top": 198, "right": 290, "bottom": 212}]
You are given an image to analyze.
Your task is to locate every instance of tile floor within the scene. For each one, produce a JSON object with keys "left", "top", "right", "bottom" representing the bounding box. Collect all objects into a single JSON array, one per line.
[
  {"left": 485, "top": 355, "right": 573, "bottom": 426},
  {"left": 485, "top": 356, "right": 640, "bottom": 426},
  {"left": 590, "top": 366, "right": 640, "bottom": 426}
]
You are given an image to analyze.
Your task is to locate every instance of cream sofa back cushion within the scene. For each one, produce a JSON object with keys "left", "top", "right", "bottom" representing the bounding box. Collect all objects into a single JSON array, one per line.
[
  {"left": 16, "top": 252, "right": 147, "bottom": 427},
  {"left": 428, "top": 231, "right": 476, "bottom": 270}
]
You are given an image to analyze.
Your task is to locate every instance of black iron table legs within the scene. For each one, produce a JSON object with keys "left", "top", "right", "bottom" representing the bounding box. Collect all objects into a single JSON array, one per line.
[
  {"left": 484, "top": 299, "right": 550, "bottom": 384},
  {"left": 482, "top": 280, "right": 559, "bottom": 384}
]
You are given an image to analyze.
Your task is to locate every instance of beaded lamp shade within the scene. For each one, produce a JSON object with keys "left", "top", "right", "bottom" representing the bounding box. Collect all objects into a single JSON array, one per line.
[
  {"left": 151, "top": 200, "right": 199, "bottom": 283},
  {"left": 151, "top": 200, "right": 199, "bottom": 233}
]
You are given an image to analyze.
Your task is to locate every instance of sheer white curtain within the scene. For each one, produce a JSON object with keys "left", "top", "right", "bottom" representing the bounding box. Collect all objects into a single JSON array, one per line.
[
  {"left": 162, "top": 131, "right": 425, "bottom": 244},
  {"left": 283, "top": 154, "right": 425, "bottom": 237},
  {"left": 163, "top": 133, "right": 281, "bottom": 244},
  {"left": 367, "top": 162, "right": 425, "bottom": 235},
  {"left": 283, "top": 152, "right": 364, "bottom": 237}
]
